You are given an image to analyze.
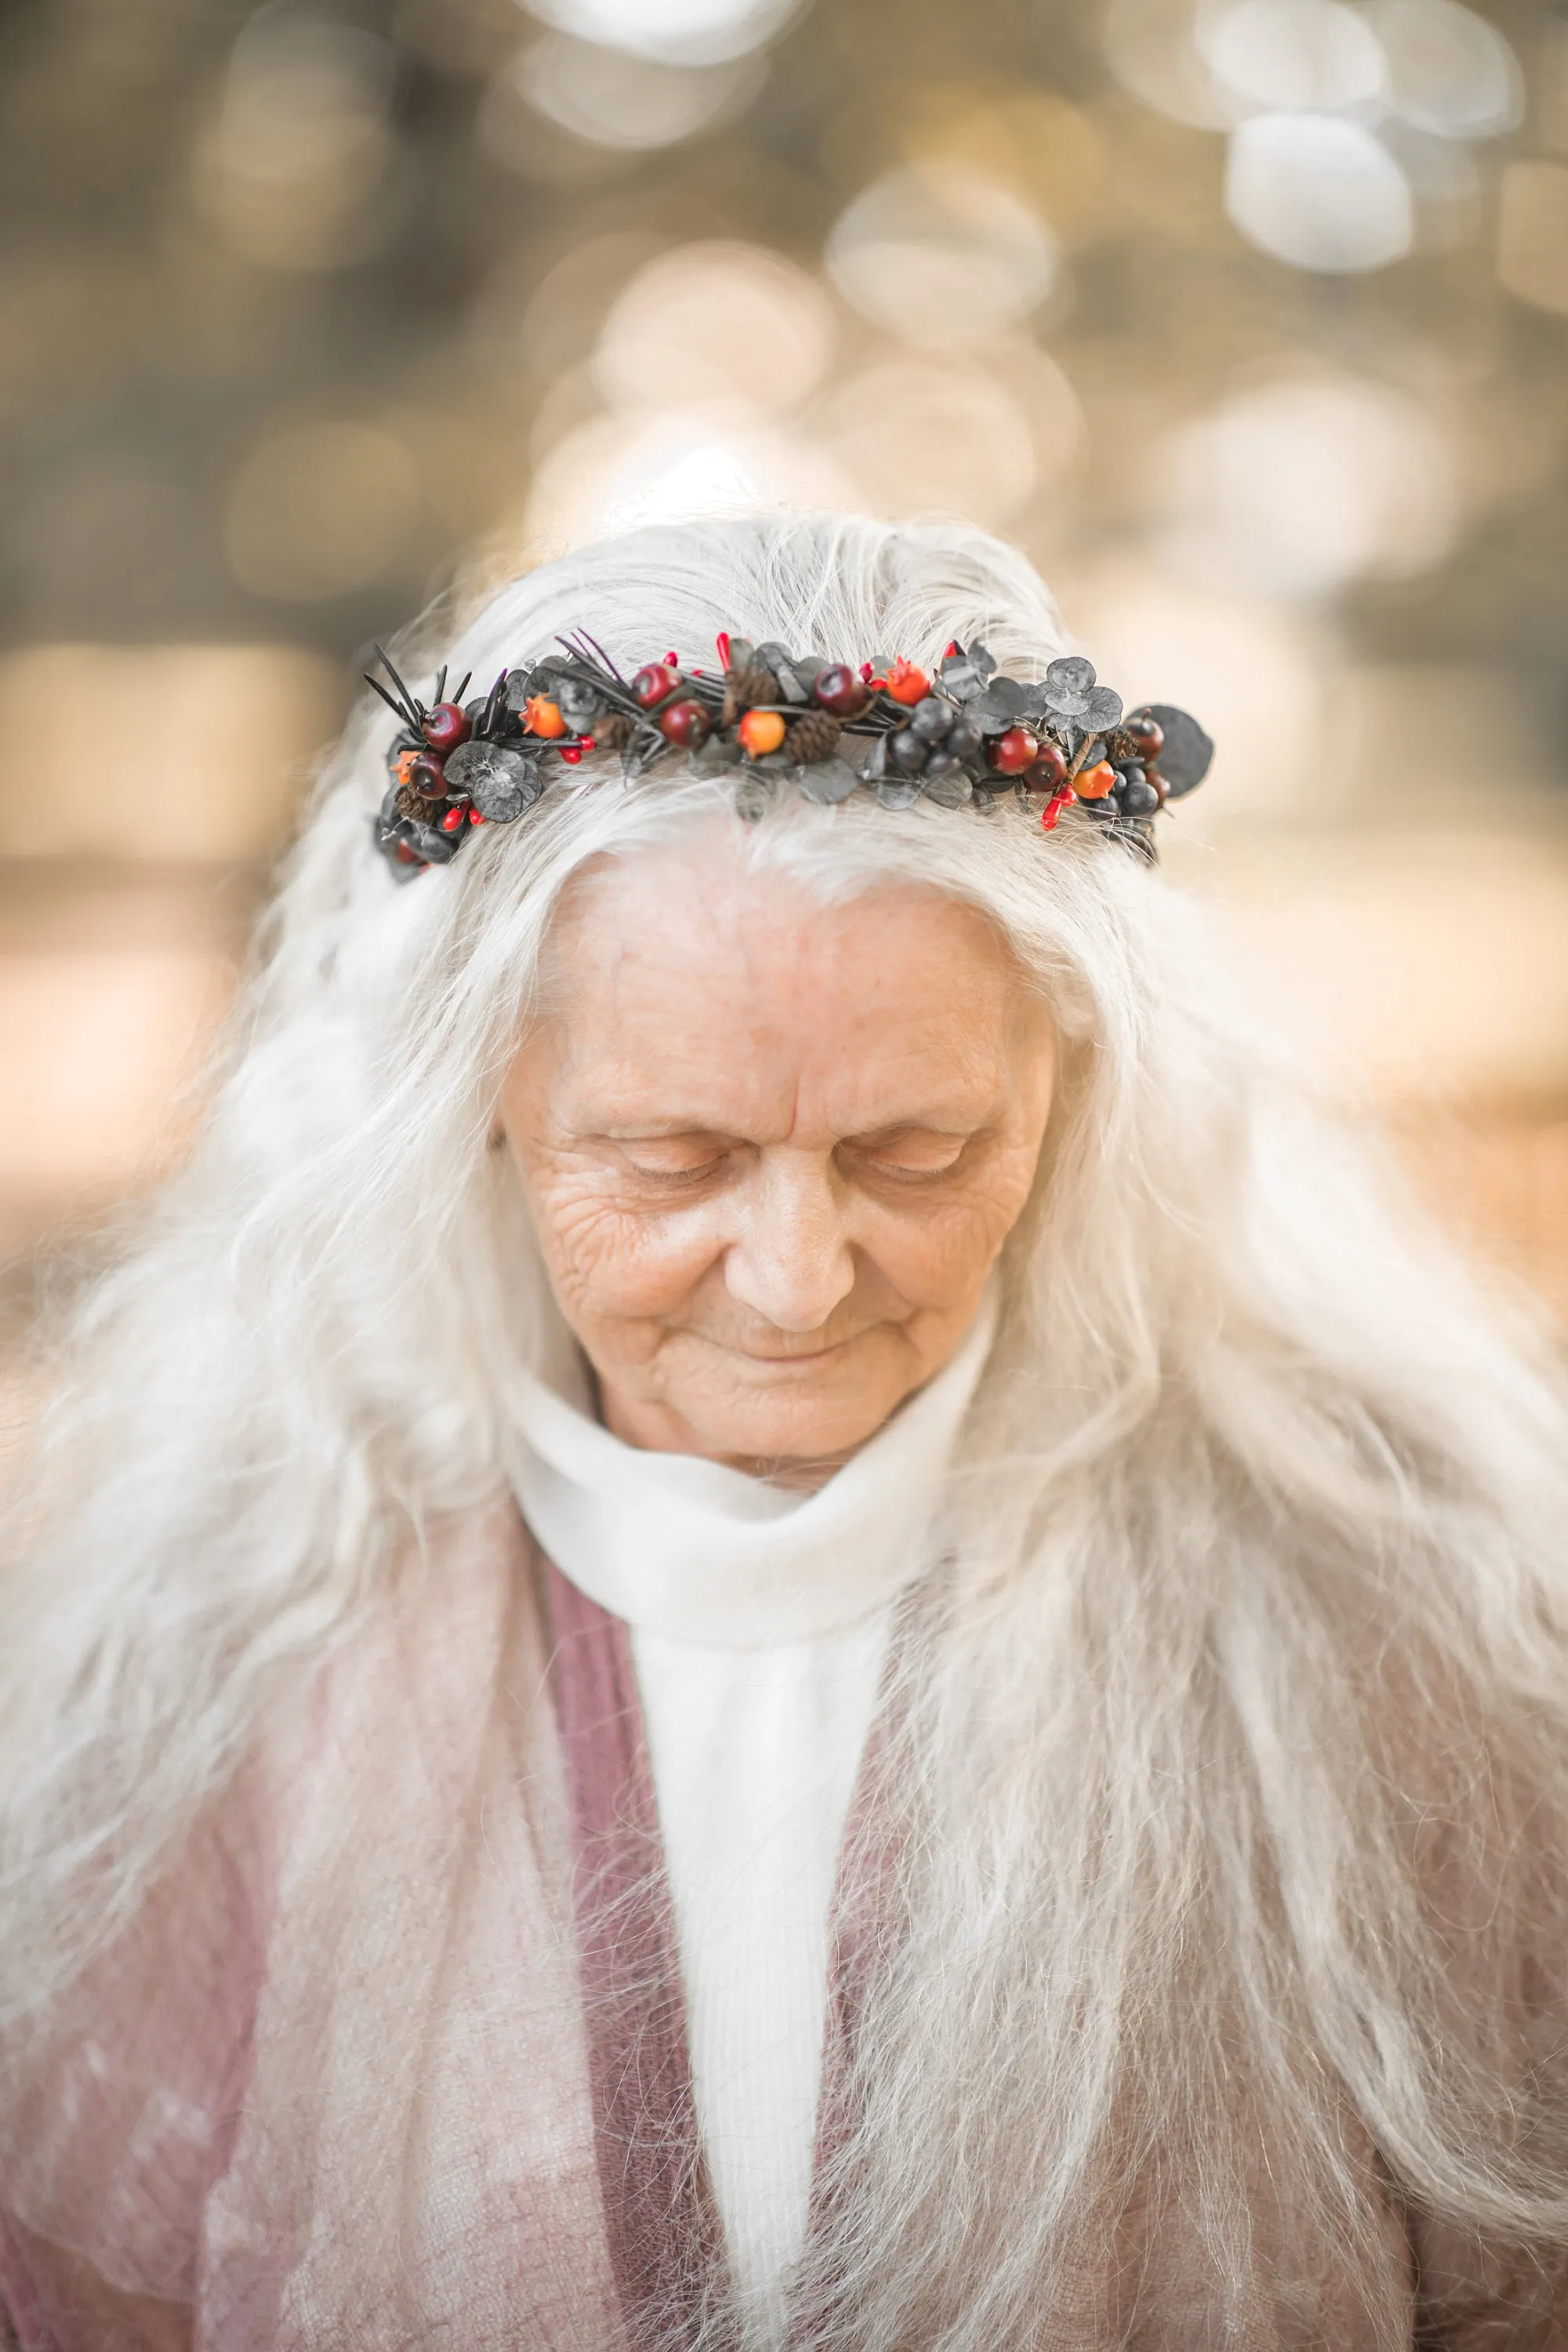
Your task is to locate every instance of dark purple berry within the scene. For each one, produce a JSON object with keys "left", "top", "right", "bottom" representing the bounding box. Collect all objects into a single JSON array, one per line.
[{"left": 888, "top": 727, "right": 927, "bottom": 775}]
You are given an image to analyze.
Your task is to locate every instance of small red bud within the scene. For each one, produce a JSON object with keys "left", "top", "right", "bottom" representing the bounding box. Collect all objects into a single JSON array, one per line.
[
  {"left": 469, "top": 809, "right": 485, "bottom": 824},
  {"left": 441, "top": 806, "right": 464, "bottom": 833},
  {"left": 560, "top": 745, "right": 583, "bottom": 764}
]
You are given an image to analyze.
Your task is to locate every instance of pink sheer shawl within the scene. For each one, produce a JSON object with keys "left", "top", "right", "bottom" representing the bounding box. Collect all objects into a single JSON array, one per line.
[{"left": 0, "top": 1504, "right": 637, "bottom": 2350}]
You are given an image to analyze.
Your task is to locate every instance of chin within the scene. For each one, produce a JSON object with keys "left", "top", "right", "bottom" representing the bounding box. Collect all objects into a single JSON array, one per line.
[{"left": 695, "top": 1357, "right": 906, "bottom": 1465}]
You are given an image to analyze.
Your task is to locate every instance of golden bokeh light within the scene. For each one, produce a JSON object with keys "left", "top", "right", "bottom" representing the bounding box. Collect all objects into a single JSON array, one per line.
[
  {"left": 224, "top": 422, "right": 421, "bottom": 601},
  {"left": 815, "top": 358, "right": 1040, "bottom": 530},
  {"left": 0, "top": 646, "right": 342, "bottom": 860},
  {"left": 0, "top": 0, "right": 1563, "bottom": 1307},
  {"left": 1496, "top": 160, "right": 1568, "bottom": 314},
  {"left": 593, "top": 242, "right": 836, "bottom": 413}
]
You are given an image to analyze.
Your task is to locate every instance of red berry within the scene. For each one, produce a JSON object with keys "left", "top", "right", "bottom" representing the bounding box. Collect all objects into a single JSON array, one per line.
[
  {"left": 1124, "top": 710, "right": 1165, "bottom": 763},
  {"left": 441, "top": 806, "right": 464, "bottom": 833},
  {"left": 1026, "top": 742, "right": 1068, "bottom": 792},
  {"left": 813, "top": 664, "right": 869, "bottom": 717},
  {"left": 469, "top": 809, "right": 485, "bottom": 824},
  {"left": 559, "top": 744, "right": 583, "bottom": 764},
  {"left": 986, "top": 725, "right": 1039, "bottom": 775},
  {"left": 423, "top": 702, "right": 470, "bottom": 753},
  {"left": 406, "top": 750, "right": 448, "bottom": 798},
  {"left": 633, "top": 662, "right": 680, "bottom": 708},
  {"left": 659, "top": 698, "right": 711, "bottom": 748}
]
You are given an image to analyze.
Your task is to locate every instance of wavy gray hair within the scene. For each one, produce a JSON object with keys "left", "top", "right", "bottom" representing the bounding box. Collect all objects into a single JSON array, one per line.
[{"left": 4, "top": 513, "right": 1568, "bottom": 2344}]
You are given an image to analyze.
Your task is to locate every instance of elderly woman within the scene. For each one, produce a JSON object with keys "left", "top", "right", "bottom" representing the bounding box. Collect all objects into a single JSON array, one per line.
[{"left": 2, "top": 514, "right": 1567, "bottom": 2352}]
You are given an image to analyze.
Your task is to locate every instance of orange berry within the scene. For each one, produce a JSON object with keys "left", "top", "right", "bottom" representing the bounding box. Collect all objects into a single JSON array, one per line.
[
  {"left": 524, "top": 695, "right": 568, "bottom": 739},
  {"left": 1074, "top": 760, "right": 1118, "bottom": 799},
  {"left": 738, "top": 708, "right": 786, "bottom": 757},
  {"left": 884, "top": 658, "right": 930, "bottom": 706}
]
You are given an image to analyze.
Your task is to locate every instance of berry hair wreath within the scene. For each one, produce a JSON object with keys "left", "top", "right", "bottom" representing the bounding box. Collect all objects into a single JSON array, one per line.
[{"left": 367, "top": 629, "right": 1214, "bottom": 880}]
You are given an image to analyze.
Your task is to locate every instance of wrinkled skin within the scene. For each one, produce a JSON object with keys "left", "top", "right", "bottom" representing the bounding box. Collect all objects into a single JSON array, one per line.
[{"left": 500, "top": 829, "right": 1055, "bottom": 1477}]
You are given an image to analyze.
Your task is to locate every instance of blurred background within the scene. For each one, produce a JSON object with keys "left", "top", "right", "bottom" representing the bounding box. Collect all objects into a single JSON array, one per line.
[{"left": 1, "top": 0, "right": 1566, "bottom": 1333}]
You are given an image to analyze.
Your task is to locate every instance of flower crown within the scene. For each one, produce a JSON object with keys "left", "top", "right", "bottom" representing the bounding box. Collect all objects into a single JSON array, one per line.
[{"left": 368, "top": 630, "right": 1213, "bottom": 880}]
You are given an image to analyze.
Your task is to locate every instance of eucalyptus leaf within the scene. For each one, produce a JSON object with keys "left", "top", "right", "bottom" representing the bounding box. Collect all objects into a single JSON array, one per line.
[
  {"left": 797, "top": 757, "right": 860, "bottom": 804},
  {"left": 1141, "top": 703, "right": 1214, "bottom": 796},
  {"left": 403, "top": 817, "right": 462, "bottom": 861},
  {"left": 965, "top": 677, "right": 1029, "bottom": 729},
  {"left": 1081, "top": 684, "right": 1123, "bottom": 731},
  {"left": 733, "top": 774, "right": 774, "bottom": 823},
  {"left": 1045, "top": 655, "right": 1096, "bottom": 701},
  {"left": 874, "top": 779, "right": 922, "bottom": 810},
  {"left": 753, "top": 641, "right": 800, "bottom": 678},
  {"left": 443, "top": 740, "right": 541, "bottom": 822},
  {"left": 921, "top": 768, "right": 974, "bottom": 808},
  {"left": 687, "top": 735, "right": 742, "bottom": 776}
]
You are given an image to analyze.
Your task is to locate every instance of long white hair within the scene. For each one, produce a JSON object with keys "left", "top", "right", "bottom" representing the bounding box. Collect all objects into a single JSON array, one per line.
[{"left": 5, "top": 513, "right": 1568, "bottom": 2343}]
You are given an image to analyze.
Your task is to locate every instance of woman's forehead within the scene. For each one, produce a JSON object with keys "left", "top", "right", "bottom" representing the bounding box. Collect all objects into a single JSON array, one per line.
[
  {"left": 526, "top": 844, "right": 1047, "bottom": 1137},
  {"left": 542, "top": 833, "right": 1014, "bottom": 1000}
]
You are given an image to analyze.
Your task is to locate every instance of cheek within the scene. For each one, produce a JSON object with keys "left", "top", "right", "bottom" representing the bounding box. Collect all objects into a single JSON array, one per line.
[
  {"left": 857, "top": 1150, "right": 1044, "bottom": 1297},
  {"left": 524, "top": 1168, "right": 721, "bottom": 1319}
]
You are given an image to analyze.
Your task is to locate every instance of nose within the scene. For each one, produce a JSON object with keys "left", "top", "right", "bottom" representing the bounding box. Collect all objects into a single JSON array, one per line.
[{"left": 723, "top": 1149, "right": 856, "bottom": 1334}]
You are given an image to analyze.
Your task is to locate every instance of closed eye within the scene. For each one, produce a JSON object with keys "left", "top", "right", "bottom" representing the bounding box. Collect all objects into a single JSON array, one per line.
[
  {"left": 614, "top": 1137, "right": 734, "bottom": 1183},
  {"left": 847, "top": 1129, "right": 973, "bottom": 1181}
]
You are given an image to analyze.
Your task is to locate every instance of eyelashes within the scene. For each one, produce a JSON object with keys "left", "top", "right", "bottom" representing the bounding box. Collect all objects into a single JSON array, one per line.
[{"left": 613, "top": 1141, "right": 973, "bottom": 1190}]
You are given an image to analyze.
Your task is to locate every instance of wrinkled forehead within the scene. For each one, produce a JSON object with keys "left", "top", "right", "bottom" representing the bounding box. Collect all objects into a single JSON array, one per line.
[
  {"left": 521, "top": 831, "right": 1051, "bottom": 1136},
  {"left": 538, "top": 828, "right": 1020, "bottom": 1014}
]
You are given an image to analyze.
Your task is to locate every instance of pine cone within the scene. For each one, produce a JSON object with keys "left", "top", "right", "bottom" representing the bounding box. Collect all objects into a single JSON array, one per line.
[
  {"left": 782, "top": 709, "right": 842, "bottom": 764},
  {"left": 593, "top": 710, "right": 634, "bottom": 750},
  {"left": 721, "top": 665, "right": 778, "bottom": 727},
  {"left": 396, "top": 781, "right": 448, "bottom": 822}
]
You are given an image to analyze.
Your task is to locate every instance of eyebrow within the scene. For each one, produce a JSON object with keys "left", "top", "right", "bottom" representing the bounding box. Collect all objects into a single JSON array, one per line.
[{"left": 579, "top": 1109, "right": 996, "bottom": 1146}]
